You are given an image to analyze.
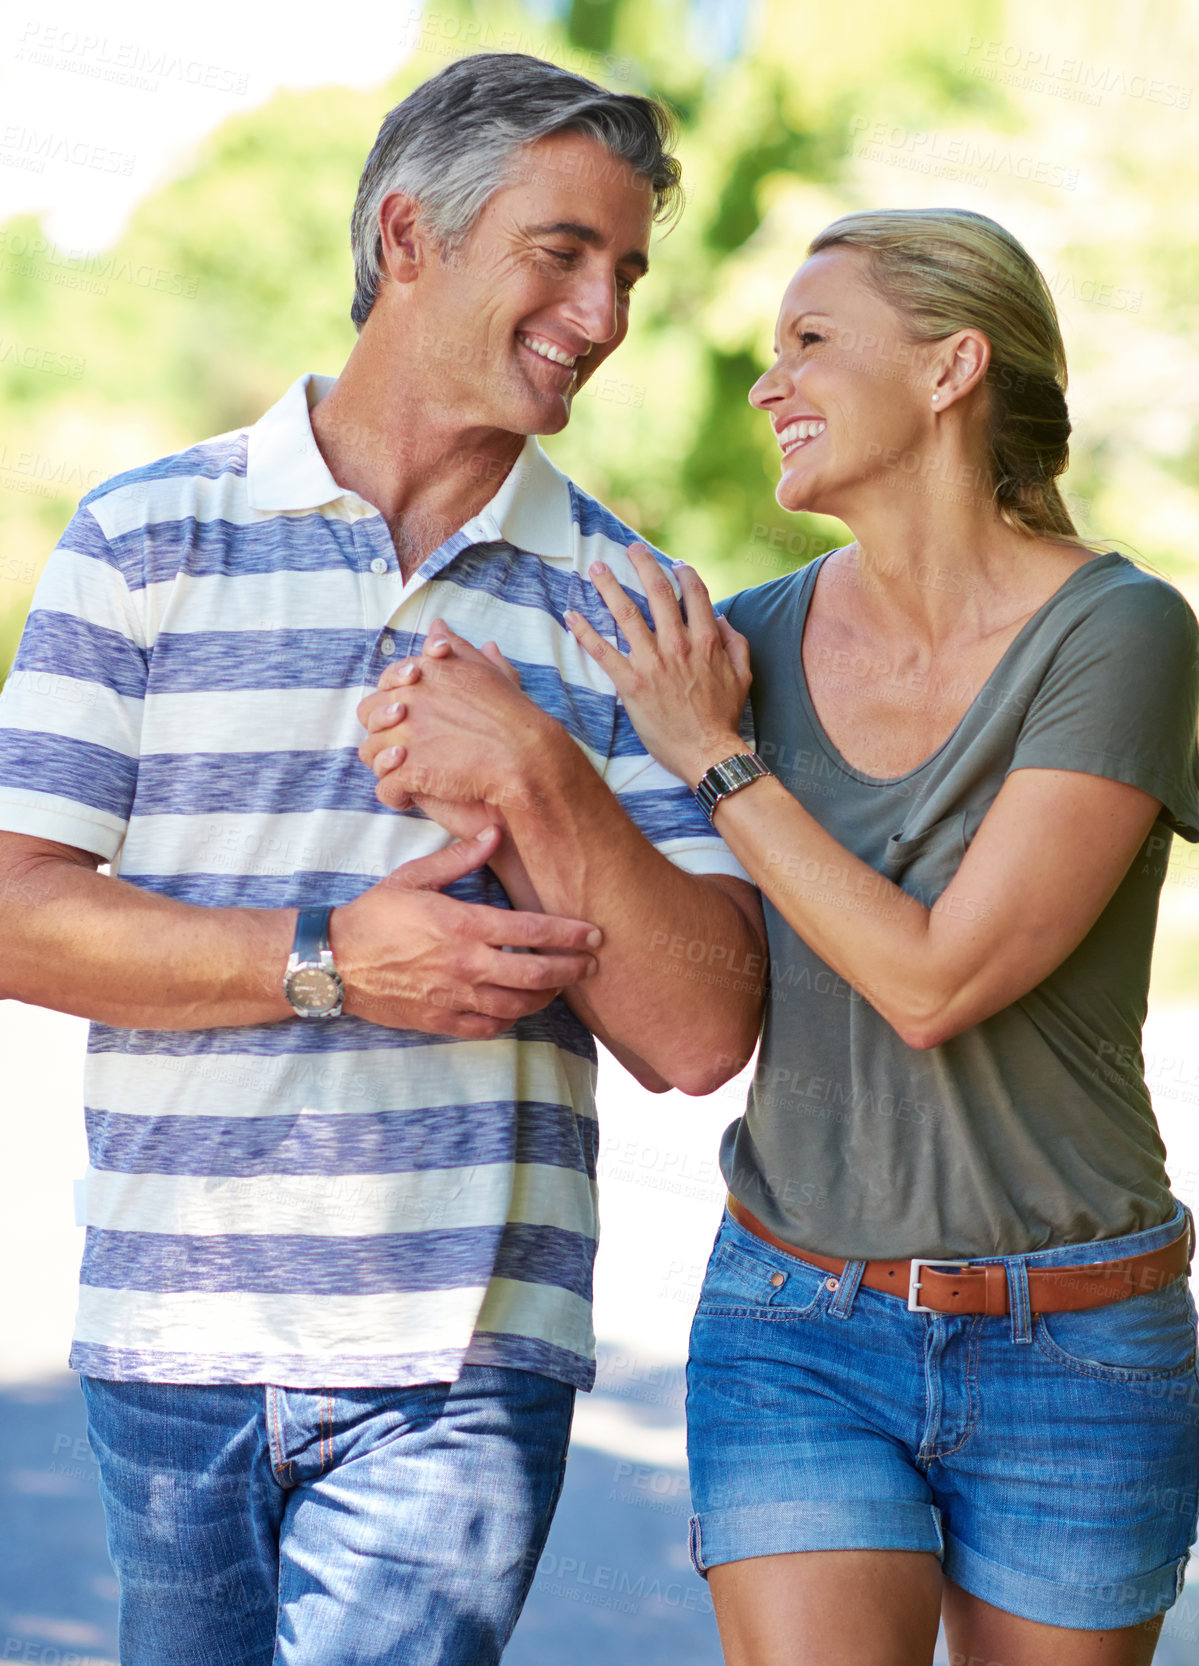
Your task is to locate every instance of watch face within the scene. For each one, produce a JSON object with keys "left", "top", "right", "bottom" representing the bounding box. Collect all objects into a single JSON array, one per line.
[{"left": 287, "top": 967, "right": 341, "bottom": 1014}]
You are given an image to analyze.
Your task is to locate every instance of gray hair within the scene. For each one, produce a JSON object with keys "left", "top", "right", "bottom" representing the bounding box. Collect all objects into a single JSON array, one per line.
[{"left": 349, "top": 52, "right": 682, "bottom": 329}]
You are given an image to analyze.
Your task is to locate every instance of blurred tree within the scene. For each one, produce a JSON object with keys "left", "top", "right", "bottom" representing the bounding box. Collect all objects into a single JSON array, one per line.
[
  {"left": 1, "top": 0, "right": 1196, "bottom": 676},
  {"left": 567, "top": 0, "right": 620, "bottom": 53}
]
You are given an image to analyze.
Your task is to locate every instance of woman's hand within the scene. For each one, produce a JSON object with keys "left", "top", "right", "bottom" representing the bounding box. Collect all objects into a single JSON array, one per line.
[
  {"left": 565, "top": 544, "right": 752, "bottom": 787},
  {"left": 359, "top": 631, "right": 543, "bottom": 909},
  {"left": 359, "top": 625, "right": 548, "bottom": 812},
  {"left": 361, "top": 633, "right": 523, "bottom": 812}
]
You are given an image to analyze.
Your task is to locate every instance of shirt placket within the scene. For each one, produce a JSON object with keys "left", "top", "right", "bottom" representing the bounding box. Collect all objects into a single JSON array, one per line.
[
  {"left": 348, "top": 507, "right": 499, "bottom": 686},
  {"left": 346, "top": 507, "right": 414, "bottom": 684}
]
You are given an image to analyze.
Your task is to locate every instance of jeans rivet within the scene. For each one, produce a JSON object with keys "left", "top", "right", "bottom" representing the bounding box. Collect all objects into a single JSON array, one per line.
[
  {"left": 825, "top": 1277, "right": 840, "bottom": 1291},
  {"left": 769, "top": 1272, "right": 785, "bottom": 1288}
]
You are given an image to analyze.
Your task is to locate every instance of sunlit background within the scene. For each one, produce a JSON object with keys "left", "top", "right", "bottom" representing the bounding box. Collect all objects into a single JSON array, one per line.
[{"left": 2, "top": 0, "right": 1199, "bottom": 1660}]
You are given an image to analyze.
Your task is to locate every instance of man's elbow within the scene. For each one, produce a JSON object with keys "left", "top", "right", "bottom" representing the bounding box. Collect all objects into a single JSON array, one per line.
[
  {"left": 624, "top": 1059, "right": 674, "bottom": 1094},
  {"left": 666, "top": 1039, "right": 756, "bottom": 1098},
  {"left": 664, "top": 998, "right": 763, "bottom": 1095}
]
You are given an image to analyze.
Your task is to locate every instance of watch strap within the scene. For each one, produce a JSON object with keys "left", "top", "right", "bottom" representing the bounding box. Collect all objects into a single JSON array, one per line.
[
  {"left": 284, "top": 906, "right": 343, "bottom": 1020},
  {"left": 292, "top": 907, "right": 333, "bottom": 966},
  {"left": 695, "top": 752, "right": 770, "bottom": 822}
]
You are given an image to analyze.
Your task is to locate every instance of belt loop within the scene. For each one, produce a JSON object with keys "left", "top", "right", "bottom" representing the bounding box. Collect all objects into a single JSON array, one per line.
[
  {"left": 828, "top": 1258, "right": 865, "bottom": 1319},
  {"left": 1007, "top": 1258, "right": 1032, "bottom": 1343}
]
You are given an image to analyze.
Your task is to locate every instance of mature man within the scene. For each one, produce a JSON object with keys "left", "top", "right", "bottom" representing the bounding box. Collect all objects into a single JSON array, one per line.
[{"left": 0, "top": 52, "right": 764, "bottom": 1665}]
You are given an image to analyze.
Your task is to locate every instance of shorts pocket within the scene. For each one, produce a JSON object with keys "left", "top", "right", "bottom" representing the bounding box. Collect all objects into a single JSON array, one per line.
[
  {"left": 1034, "top": 1279, "right": 1199, "bottom": 1382},
  {"left": 694, "top": 1223, "right": 827, "bottom": 1320}
]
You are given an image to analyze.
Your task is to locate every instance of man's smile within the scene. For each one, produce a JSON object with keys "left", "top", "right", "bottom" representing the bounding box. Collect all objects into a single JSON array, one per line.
[{"left": 517, "top": 330, "right": 580, "bottom": 369}]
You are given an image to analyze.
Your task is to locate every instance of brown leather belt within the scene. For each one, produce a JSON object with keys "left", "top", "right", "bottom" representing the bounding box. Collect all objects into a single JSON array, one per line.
[{"left": 726, "top": 1196, "right": 1192, "bottom": 1316}]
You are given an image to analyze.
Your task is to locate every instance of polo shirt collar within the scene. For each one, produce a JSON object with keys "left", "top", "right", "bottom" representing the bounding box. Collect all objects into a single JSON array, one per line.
[
  {"left": 246, "top": 372, "right": 576, "bottom": 564},
  {"left": 471, "top": 431, "right": 574, "bottom": 564},
  {"left": 246, "top": 373, "right": 343, "bottom": 513}
]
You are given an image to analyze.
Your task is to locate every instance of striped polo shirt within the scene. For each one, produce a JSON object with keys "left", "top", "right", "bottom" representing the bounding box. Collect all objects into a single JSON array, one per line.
[{"left": 0, "top": 372, "right": 747, "bottom": 1390}]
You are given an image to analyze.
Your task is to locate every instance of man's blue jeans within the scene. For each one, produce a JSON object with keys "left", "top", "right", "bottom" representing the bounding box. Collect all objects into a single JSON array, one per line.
[{"left": 81, "top": 1367, "right": 575, "bottom": 1665}]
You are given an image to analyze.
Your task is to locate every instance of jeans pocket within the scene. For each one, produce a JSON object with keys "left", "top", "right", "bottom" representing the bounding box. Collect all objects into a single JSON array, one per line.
[
  {"left": 1035, "top": 1279, "right": 1199, "bottom": 1381},
  {"left": 694, "top": 1227, "right": 826, "bottom": 1319}
]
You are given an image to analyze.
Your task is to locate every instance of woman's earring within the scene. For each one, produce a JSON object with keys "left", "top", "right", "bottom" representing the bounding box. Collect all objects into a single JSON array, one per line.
[{"left": 931, "top": 393, "right": 940, "bottom": 405}]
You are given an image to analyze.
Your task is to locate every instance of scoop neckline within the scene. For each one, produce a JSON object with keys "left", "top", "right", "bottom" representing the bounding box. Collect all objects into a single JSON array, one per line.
[{"left": 791, "top": 546, "right": 1124, "bottom": 788}]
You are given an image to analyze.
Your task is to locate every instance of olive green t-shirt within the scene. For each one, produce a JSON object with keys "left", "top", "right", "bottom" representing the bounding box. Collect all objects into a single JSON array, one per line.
[{"left": 720, "top": 551, "right": 1199, "bottom": 1259}]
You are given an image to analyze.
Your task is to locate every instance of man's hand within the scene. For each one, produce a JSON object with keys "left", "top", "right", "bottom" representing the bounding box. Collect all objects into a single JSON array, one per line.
[
  {"left": 330, "top": 825, "right": 601, "bottom": 1041},
  {"left": 357, "top": 623, "right": 556, "bottom": 815},
  {"left": 357, "top": 632, "right": 544, "bottom": 908},
  {"left": 354, "top": 618, "right": 765, "bottom": 1091}
]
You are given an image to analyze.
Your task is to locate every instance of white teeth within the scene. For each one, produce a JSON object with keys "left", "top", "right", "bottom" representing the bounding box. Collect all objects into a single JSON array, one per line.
[
  {"left": 519, "top": 333, "right": 577, "bottom": 368},
  {"left": 778, "top": 418, "right": 826, "bottom": 451}
]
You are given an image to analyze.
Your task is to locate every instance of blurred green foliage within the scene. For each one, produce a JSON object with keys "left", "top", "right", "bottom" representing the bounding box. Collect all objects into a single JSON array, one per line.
[
  {"left": 0, "top": 0, "right": 1010, "bottom": 668},
  {"left": 1, "top": 0, "right": 1197, "bottom": 648},
  {"left": 1, "top": 0, "right": 1198, "bottom": 999}
]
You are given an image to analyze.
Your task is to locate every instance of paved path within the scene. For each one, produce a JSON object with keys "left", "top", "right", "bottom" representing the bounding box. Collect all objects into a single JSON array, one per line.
[{"left": 3, "top": 1001, "right": 1197, "bottom": 1663}]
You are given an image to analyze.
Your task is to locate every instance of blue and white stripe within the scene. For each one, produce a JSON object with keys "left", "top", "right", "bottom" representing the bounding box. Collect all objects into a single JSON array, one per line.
[{"left": 0, "top": 372, "right": 746, "bottom": 1389}]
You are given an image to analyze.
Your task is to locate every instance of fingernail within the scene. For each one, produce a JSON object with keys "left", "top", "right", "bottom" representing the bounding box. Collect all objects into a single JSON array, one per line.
[
  {"left": 589, "top": 562, "right": 608, "bottom": 578},
  {"left": 586, "top": 928, "right": 603, "bottom": 949},
  {"left": 476, "top": 826, "right": 496, "bottom": 841},
  {"left": 378, "top": 746, "right": 403, "bottom": 770},
  {"left": 384, "top": 702, "right": 404, "bottom": 722}
]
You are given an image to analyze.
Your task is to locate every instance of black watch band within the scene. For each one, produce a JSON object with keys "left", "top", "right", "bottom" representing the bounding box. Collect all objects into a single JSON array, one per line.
[{"left": 694, "top": 752, "right": 771, "bottom": 821}]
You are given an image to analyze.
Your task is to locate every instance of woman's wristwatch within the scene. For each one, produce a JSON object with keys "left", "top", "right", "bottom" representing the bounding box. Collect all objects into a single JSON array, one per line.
[
  {"left": 693, "top": 753, "right": 771, "bottom": 822},
  {"left": 283, "top": 907, "right": 344, "bottom": 1019}
]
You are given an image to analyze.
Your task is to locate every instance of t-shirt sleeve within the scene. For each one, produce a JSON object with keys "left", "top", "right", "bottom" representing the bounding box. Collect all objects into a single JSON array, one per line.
[
  {"left": 603, "top": 717, "right": 751, "bottom": 881},
  {"left": 1009, "top": 571, "right": 1199, "bottom": 842},
  {"left": 0, "top": 502, "right": 147, "bottom": 859}
]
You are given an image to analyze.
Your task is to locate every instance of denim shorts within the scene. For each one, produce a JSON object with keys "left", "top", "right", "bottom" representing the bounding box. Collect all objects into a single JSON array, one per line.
[{"left": 686, "top": 1201, "right": 1199, "bottom": 1631}]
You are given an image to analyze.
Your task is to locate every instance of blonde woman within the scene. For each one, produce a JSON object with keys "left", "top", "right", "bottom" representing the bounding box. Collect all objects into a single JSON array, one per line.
[{"left": 568, "top": 209, "right": 1199, "bottom": 1666}]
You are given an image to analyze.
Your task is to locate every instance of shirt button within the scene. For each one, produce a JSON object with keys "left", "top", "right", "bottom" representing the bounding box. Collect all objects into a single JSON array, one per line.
[
  {"left": 380, "top": 635, "right": 396, "bottom": 657},
  {"left": 769, "top": 1272, "right": 785, "bottom": 1288},
  {"left": 370, "top": 557, "right": 388, "bottom": 575},
  {"left": 825, "top": 1277, "right": 839, "bottom": 1291}
]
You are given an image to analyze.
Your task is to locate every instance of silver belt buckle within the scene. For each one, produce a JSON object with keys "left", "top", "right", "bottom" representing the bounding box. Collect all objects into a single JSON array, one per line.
[{"left": 907, "top": 1258, "right": 969, "bottom": 1313}]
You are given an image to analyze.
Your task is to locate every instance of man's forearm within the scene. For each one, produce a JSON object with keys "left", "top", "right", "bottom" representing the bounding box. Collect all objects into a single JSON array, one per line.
[
  {"left": 0, "top": 829, "right": 603, "bottom": 1039},
  {"left": 500, "top": 744, "right": 766, "bottom": 1094},
  {"left": 0, "top": 836, "right": 292, "bottom": 1029}
]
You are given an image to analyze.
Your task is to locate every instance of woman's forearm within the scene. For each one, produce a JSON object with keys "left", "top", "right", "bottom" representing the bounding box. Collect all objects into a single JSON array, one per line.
[
  {"left": 709, "top": 774, "right": 940, "bottom": 1041},
  {"left": 708, "top": 766, "right": 1160, "bottom": 1051}
]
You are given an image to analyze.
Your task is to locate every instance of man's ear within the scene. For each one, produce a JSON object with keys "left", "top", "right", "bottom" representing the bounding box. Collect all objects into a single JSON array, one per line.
[{"left": 377, "top": 190, "right": 427, "bottom": 287}]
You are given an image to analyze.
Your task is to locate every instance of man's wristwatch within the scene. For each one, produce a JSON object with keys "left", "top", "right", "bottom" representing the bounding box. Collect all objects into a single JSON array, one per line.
[
  {"left": 694, "top": 752, "right": 771, "bottom": 822},
  {"left": 283, "top": 907, "right": 344, "bottom": 1019}
]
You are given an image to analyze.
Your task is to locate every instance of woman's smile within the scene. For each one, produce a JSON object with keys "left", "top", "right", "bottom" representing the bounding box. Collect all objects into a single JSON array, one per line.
[{"left": 775, "top": 416, "right": 827, "bottom": 457}]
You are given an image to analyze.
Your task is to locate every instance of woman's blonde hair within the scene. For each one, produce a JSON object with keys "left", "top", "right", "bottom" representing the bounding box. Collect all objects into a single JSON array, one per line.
[{"left": 808, "top": 207, "right": 1077, "bottom": 540}]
